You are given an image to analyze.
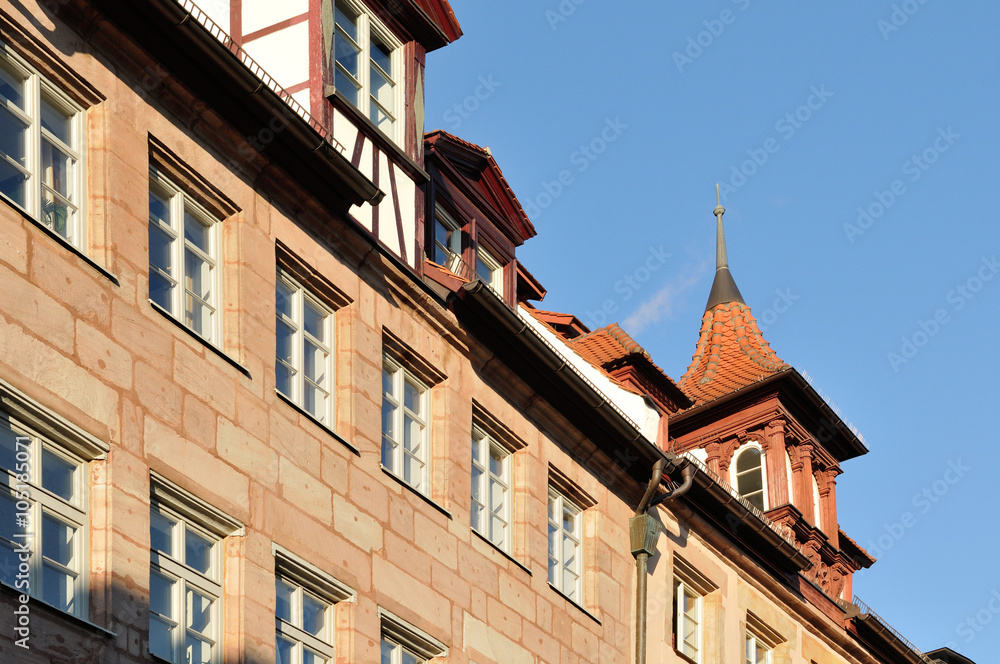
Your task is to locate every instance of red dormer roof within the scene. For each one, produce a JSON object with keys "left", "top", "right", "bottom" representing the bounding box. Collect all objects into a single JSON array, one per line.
[
  {"left": 568, "top": 323, "right": 691, "bottom": 413},
  {"left": 678, "top": 301, "right": 788, "bottom": 405},
  {"left": 425, "top": 131, "right": 536, "bottom": 246}
]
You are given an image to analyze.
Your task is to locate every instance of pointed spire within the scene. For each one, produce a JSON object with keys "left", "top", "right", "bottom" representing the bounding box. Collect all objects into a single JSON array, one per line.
[{"left": 704, "top": 185, "right": 745, "bottom": 311}]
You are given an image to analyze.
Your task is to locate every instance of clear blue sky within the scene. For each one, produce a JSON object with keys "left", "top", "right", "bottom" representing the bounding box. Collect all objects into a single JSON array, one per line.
[{"left": 425, "top": 1, "right": 1000, "bottom": 659}]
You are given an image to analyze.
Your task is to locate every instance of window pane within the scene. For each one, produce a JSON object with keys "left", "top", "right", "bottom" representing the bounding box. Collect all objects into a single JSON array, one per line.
[
  {"left": 334, "top": 2, "right": 359, "bottom": 42},
  {"left": 401, "top": 651, "right": 420, "bottom": 664},
  {"left": 0, "top": 426, "right": 18, "bottom": 472},
  {"left": 276, "top": 362, "right": 294, "bottom": 400},
  {"left": 185, "top": 248, "right": 211, "bottom": 301},
  {"left": 185, "top": 528, "right": 212, "bottom": 575},
  {"left": 0, "top": 106, "right": 27, "bottom": 165},
  {"left": 42, "top": 513, "right": 75, "bottom": 567},
  {"left": 371, "top": 38, "right": 392, "bottom": 76},
  {"left": 150, "top": 569, "right": 175, "bottom": 617},
  {"left": 41, "top": 562, "right": 74, "bottom": 611},
  {"left": 149, "top": 189, "right": 170, "bottom": 226},
  {"left": 334, "top": 69, "right": 360, "bottom": 107},
  {"left": 736, "top": 448, "right": 761, "bottom": 473},
  {"left": 40, "top": 187, "right": 73, "bottom": 240},
  {"left": 402, "top": 381, "right": 420, "bottom": 414},
  {"left": 303, "top": 301, "right": 325, "bottom": 342},
  {"left": 302, "top": 593, "right": 326, "bottom": 636},
  {"left": 0, "top": 540, "right": 17, "bottom": 586},
  {"left": 305, "top": 340, "right": 326, "bottom": 384},
  {"left": 489, "top": 515, "right": 505, "bottom": 549},
  {"left": 185, "top": 293, "right": 213, "bottom": 339},
  {"left": 186, "top": 587, "right": 214, "bottom": 633},
  {"left": 41, "top": 138, "right": 72, "bottom": 199},
  {"left": 149, "top": 615, "right": 175, "bottom": 661},
  {"left": 470, "top": 435, "right": 481, "bottom": 463},
  {"left": 303, "top": 648, "right": 326, "bottom": 664},
  {"left": 382, "top": 367, "right": 394, "bottom": 398},
  {"left": 489, "top": 478, "right": 505, "bottom": 515},
  {"left": 470, "top": 466, "right": 483, "bottom": 503},
  {"left": 403, "top": 414, "right": 421, "bottom": 454},
  {"left": 185, "top": 634, "right": 213, "bottom": 664},
  {"left": 149, "top": 223, "right": 174, "bottom": 275},
  {"left": 276, "top": 279, "right": 294, "bottom": 319},
  {"left": 489, "top": 445, "right": 505, "bottom": 477},
  {"left": 381, "top": 435, "right": 396, "bottom": 470},
  {"left": 150, "top": 511, "right": 174, "bottom": 555},
  {"left": 738, "top": 471, "right": 763, "bottom": 495},
  {"left": 380, "top": 639, "right": 395, "bottom": 664},
  {"left": 562, "top": 568, "right": 577, "bottom": 600},
  {"left": 381, "top": 399, "right": 396, "bottom": 439},
  {"left": 476, "top": 255, "right": 495, "bottom": 283},
  {"left": 0, "top": 58, "right": 26, "bottom": 108},
  {"left": 276, "top": 319, "right": 296, "bottom": 364},
  {"left": 370, "top": 104, "right": 393, "bottom": 134},
  {"left": 305, "top": 384, "right": 326, "bottom": 422},
  {"left": 0, "top": 158, "right": 27, "bottom": 208},
  {"left": 275, "top": 635, "right": 295, "bottom": 664},
  {"left": 470, "top": 501, "right": 482, "bottom": 531},
  {"left": 184, "top": 212, "right": 210, "bottom": 252},
  {"left": 371, "top": 67, "right": 393, "bottom": 111},
  {"left": 403, "top": 452, "right": 422, "bottom": 490},
  {"left": 41, "top": 448, "right": 75, "bottom": 502},
  {"left": 275, "top": 579, "right": 293, "bottom": 623},
  {"left": 40, "top": 95, "right": 72, "bottom": 145},
  {"left": 149, "top": 271, "right": 174, "bottom": 313}
]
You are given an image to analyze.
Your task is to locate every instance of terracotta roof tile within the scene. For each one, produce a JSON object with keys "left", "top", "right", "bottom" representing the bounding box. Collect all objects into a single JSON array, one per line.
[{"left": 678, "top": 301, "right": 789, "bottom": 404}]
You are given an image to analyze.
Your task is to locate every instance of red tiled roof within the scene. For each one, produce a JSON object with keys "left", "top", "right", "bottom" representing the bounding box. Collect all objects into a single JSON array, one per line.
[
  {"left": 570, "top": 324, "right": 650, "bottom": 367},
  {"left": 678, "top": 301, "right": 788, "bottom": 404}
]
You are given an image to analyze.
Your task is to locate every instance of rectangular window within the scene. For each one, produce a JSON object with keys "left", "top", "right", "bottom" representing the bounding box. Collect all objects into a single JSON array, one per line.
[
  {"left": 274, "top": 545, "right": 354, "bottom": 664},
  {"left": 470, "top": 426, "right": 509, "bottom": 551},
  {"left": 0, "top": 420, "right": 87, "bottom": 617},
  {"left": 745, "top": 611, "right": 784, "bottom": 664},
  {"left": 379, "top": 609, "right": 447, "bottom": 664},
  {"left": 432, "top": 206, "right": 461, "bottom": 271},
  {"left": 475, "top": 247, "right": 504, "bottom": 296},
  {"left": 381, "top": 357, "right": 428, "bottom": 493},
  {"left": 333, "top": 0, "right": 400, "bottom": 139},
  {"left": 674, "top": 578, "right": 702, "bottom": 662},
  {"left": 547, "top": 488, "right": 582, "bottom": 602},
  {"left": 0, "top": 42, "right": 85, "bottom": 246},
  {"left": 149, "top": 504, "right": 222, "bottom": 664},
  {"left": 276, "top": 273, "right": 334, "bottom": 425},
  {"left": 149, "top": 167, "right": 220, "bottom": 342},
  {"left": 745, "top": 632, "right": 771, "bottom": 664}
]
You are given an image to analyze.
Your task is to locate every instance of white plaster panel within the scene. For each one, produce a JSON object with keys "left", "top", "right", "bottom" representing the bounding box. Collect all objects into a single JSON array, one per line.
[
  {"left": 242, "top": 22, "right": 310, "bottom": 91},
  {"left": 291, "top": 88, "right": 311, "bottom": 117},
  {"left": 242, "top": 0, "right": 308, "bottom": 36},
  {"left": 200, "top": 0, "right": 230, "bottom": 33}
]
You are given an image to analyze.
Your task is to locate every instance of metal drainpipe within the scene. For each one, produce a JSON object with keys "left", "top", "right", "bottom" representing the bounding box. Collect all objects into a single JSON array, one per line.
[{"left": 631, "top": 461, "right": 695, "bottom": 664}]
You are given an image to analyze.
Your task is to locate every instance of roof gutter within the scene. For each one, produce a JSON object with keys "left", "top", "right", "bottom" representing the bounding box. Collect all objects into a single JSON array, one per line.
[{"left": 458, "top": 281, "right": 675, "bottom": 476}]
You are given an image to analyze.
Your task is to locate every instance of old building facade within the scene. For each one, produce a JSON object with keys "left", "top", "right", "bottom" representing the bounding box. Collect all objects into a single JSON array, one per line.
[{"left": 0, "top": 1, "right": 965, "bottom": 663}]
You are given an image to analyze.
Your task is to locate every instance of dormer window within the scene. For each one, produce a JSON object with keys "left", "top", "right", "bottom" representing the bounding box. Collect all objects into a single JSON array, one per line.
[
  {"left": 333, "top": 0, "right": 401, "bottom": 140},
  {"left": 476, "top": 247, "right": 504, "bottom": 296},
  {"left": 733, "top": 445, "right": 766, "bottom": 512},
  {"left": 432, "top": 206, "right": 462, "bottom": 271}
]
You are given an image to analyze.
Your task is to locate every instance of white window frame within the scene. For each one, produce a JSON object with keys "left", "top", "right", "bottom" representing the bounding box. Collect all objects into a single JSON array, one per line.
[
  {"left": 0, "top": 418, "right": 87, "bottom": 618},
  {"left": 432, "top": 205, "right": 462, "bottom": 272},
  {"left": 745, "top": 631, "right": 773, "bottom": 664},
  {"left": 674, "top": 578, "right": 702, "bottom": 662},
  {"left": 275, "top": 272, "right": 335, "bottom": 426},
  {"left": 811, "top": 471, "right": 822, "bottom": 527},
  {"left": 381, "top": 356, "right": 429, "bottom": 493},
  {"left": 547, "top": 487, "right": 582, "bottom": 602},
  {"left": 731, "top": 442, "right": 767, "bottom": 512},
  {"left": 475, "top": 246, "right": 504, "bottom": 296},
  {"left": 148, "top": 167, "right": 222, "bottom": 344},
  {"left": 470, "top": 426, "right": 510, "bottom": 551},
  {"left": 274, "top": 545, "right": 354, "bottom": 664},
  {"left": 149, "top": 473, "right": 243, "bottom": 664},
  {"left": 0, "top": 41, "right": 85, "bottom": 247},
  {"left": 379, "top": 608, "right": 447, "bottom": 664},
  {"left": 332, "top": 0, "right": 403, "bottom": 143}
]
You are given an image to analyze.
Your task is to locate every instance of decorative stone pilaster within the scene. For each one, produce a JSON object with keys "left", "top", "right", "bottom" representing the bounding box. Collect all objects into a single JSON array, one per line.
[{"left": 764, "top": 418, "right": 788, "bottom": 506}]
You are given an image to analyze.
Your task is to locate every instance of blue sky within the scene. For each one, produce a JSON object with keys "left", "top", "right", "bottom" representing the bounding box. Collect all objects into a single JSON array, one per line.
[{"left": 425, "top": 1, "right": 1000, "bottom": 659}]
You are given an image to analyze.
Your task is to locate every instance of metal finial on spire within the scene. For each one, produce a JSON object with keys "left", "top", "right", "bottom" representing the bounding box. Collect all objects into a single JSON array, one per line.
[{"left": 704, "top": 185, "right": 745, "bottom": 311}]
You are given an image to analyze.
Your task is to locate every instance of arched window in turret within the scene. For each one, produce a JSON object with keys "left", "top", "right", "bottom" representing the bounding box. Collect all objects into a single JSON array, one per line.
[{"left": 732, "top": 443, "right": 767, "bottom": 512}]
